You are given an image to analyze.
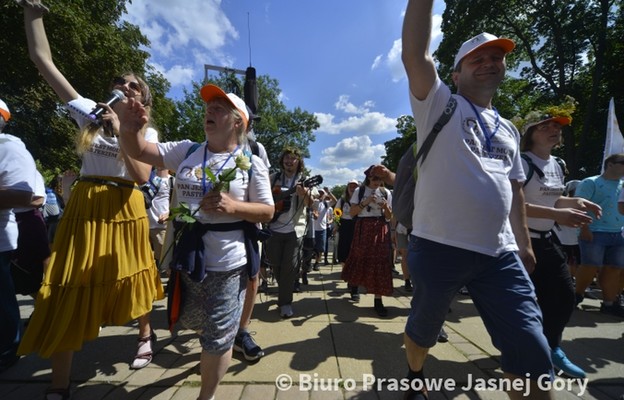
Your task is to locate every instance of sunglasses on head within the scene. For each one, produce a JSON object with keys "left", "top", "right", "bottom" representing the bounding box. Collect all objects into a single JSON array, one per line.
[{"left": 112, "top": 76, "right": 142, "bottom": 93}]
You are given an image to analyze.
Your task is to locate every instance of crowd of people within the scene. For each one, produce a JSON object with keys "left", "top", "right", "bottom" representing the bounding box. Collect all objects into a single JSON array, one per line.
[{"left": 1, "top": 1, "right": 623, "bottom": 400}]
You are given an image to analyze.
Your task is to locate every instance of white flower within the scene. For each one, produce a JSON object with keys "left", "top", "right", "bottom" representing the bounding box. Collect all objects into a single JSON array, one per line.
[{"left": 235, "top": 154, "right": 252, "bottom": 171}]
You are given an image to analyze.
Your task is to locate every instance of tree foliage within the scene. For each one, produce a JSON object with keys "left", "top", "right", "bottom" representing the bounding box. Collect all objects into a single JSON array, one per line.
[
  {"left": 387, "top": 0, "right": 623, "bottom": 178},
  {"left": 0, "top": 0, "right": 176, "bottom": 181}
]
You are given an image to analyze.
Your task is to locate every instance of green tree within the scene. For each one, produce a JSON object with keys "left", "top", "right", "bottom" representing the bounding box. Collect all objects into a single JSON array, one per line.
[
  {"left": 0, "top": 0, "right": 176, "bottom": 176},
  {"left": 382, "top": 115, "right": 417, "bottom": 174}
]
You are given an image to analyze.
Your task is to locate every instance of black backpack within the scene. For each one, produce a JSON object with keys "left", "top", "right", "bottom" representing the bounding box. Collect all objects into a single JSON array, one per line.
[{"left": 521, "top": 153, "right": 568, "bottom": 187}]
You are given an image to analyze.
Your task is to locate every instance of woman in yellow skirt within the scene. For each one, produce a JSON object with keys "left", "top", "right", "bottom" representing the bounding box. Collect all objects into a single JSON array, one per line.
[{"left": 19, "top": 3, "right": 164, "bottom": 399}]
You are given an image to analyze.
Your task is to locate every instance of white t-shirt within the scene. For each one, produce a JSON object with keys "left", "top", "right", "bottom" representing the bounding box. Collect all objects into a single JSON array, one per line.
[
  {"left": 159, "top": 140, "right": 273, "bottom": 272},
  {"left": 335, "top": 197, "right": 354, "bottom": 221},
  {"left": 67, "top": 97, "right": 158, "bottom": 179},
  {"left": 554, "top": 226, "right": 578, "bottom": 246},
  {"left": 350, "top": 186, "right": 392, "bottom": 218},
  {"left": 409, "top": 78, "right": 525, "bottom": 256},
  {"left": 313, "top": 200, "right": 332, "bottom": 230},
  {"left": 521, "top": 152, "right": 565, "bottom": 232},
  {"left": 0, "top": 134, "right": 38, "bottom": 251},
  {"left": 14, "top": 170, "right": 45, "bottom": 214},
  {"left": 147, "top": 173, "right": 172, "bottom": 229}
]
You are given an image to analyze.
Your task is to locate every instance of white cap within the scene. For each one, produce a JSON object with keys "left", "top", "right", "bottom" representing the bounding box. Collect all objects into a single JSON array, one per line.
[
  {"left": 0, "top": 99, "right": 10, "bottom": 122},
  {"left": 454, "top": 32, "right": 515, "bottom": 70},
  {"left": 200, "top": 84, "right": 249, "bottom": 129}
]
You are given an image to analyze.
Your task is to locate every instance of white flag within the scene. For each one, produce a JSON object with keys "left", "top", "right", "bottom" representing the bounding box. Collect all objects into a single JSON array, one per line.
[{"left": 602, "top": 98, "right": 623, "bottom": 172}]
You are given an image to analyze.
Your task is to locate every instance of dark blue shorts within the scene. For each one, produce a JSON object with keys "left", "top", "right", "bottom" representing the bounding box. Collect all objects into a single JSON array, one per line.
[
  {"left": 405, "top": 236, "right": 552, "bottom": 379},
  {"left": 314, "top": 229, "right": 327, "bottom": 253}
]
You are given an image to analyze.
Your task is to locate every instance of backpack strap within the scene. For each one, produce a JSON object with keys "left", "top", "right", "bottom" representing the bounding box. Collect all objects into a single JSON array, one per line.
[
  {"left": 521, "top": 153, "right": 567, "bottom": 187},
  {"left": 249, "top": 139, "right": 260, "bottom": 157},
  {"left": 379, "top": 186, "right": 388, "bottom": 200},
  {"left": 357, "top": 184, "right": 367, "bottom": 204},
  {"left": 554, "top": 156, "right": 568, "bottom": 177},
  {"left": 416, "top": 96, "right": 458, "bottom": 166},
  {"left": 185, "top": 142, "right": 202, "bottom": 159},
  {"left": 521, "top": 153, "right": 542, "bottom": 187}
]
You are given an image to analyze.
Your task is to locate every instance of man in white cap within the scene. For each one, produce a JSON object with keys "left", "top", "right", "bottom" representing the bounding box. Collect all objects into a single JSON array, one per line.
[
  {"left": 0, "top": 100, "right": 11, "bottom": 131},
  {"left": 401, "top": 1, "right": 553, "bottom": 399}
]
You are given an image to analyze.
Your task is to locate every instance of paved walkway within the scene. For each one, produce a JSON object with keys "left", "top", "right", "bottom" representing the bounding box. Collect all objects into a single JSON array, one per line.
[{"left": 1, "top": 264, "right": 623, "bottom": 400}]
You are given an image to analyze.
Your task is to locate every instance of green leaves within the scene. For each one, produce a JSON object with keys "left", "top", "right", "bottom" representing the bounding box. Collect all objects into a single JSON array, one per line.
[{"left": 169, "top": 202, "right": 197, "bottom": 224}]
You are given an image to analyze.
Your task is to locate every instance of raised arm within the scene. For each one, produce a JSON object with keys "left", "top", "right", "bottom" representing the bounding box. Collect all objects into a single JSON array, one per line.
[
  {"left": 117, "top": 99, "right": 164, "bottom": 168},
  {"left": 22, "top": 5, "right": 79, "bottom": 103},
  {"left": 401, "top": 0, "right": 439, "bottom": 100}
]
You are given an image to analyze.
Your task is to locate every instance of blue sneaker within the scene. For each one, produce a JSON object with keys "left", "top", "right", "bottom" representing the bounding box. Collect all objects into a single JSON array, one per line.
[
  {"left": 234, "top": 331, "right": 265, "bottom": 361},
  {"left": 551, "top": 347, "right": 586, "bottom": 378}
]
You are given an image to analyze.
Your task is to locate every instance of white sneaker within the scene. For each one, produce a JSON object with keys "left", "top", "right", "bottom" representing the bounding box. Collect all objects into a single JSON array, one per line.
[{"left": 280, "top": 304, "right": 294, "bottom": 318}]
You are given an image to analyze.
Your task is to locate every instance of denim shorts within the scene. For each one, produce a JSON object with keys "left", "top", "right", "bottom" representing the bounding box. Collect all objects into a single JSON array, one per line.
[
  {"left": 578, "top": 231, "right": 624, "bottom": 268},
  {"left": 314, "top": 229, "right": 327, "bottom": 253},
  {"left": 405, "top": 236, "right": 552, "bottom": 379}
]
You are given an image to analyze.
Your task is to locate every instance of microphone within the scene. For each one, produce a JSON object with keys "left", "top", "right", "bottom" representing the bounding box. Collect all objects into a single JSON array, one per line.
[{"left": 89, "top": 89, "right": 126, "bottom": 122}]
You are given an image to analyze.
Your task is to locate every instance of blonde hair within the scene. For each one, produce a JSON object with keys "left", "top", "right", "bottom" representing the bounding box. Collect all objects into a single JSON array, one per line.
[
  {"left": 75, "top": 73, "right": 153, "bottom": 154},
  {"left": 230, "top": 106, "right": 248, "bottom": 145}
]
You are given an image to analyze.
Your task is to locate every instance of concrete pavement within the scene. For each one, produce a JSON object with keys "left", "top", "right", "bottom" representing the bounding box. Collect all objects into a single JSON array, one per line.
[{"left": 1, "top": 263, "right": 623, "bottom": 400}]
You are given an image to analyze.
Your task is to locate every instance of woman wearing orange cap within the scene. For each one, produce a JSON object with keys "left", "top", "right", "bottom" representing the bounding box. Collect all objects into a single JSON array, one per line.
[
  {"left": 517, "top": 102, "right": 600, "bottom": 379},
  {"left": 118, "top": 83, "right": 274, "bottom": 400}
]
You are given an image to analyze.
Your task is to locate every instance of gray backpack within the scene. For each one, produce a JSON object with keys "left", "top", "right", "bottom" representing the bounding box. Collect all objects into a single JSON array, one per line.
[{"left": 392, "top": 96, "right": 457, "bottom": 230}]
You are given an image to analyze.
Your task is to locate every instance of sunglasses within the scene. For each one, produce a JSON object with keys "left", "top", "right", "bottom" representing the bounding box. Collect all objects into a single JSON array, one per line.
[{"left": 112, "top": 76, "right": 142, "bottom": 93}]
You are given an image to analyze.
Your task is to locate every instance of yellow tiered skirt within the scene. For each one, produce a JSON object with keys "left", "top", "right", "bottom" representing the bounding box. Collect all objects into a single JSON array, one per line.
[{"left": 18, "top": 177, "right": 164, "bottom": 358}]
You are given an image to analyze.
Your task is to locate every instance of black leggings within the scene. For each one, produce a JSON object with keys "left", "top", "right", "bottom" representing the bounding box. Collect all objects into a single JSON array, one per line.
[{"left": 530, "top": 236, "right": 575, "bottom": 349}]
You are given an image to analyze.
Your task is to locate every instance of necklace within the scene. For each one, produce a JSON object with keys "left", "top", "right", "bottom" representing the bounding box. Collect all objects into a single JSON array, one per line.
[{"left": 460, "top": 95, "right": 500, "bottom": 155}]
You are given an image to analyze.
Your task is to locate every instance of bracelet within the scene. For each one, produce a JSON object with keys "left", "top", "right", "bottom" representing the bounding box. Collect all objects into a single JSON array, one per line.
[{"left": 358, "top": 202, "right": 366, "bottom": 208}]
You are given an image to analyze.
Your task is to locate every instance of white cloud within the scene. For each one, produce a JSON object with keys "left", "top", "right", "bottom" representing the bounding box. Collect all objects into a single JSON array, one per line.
[
  {"left": 308, "top": 167, "right": 362, "bottom": 189},
  {"left": 124, "top": 0, "right": 239, "bottom": 92},
  {"left": 387, "top": 38, "right": 404, "bottom": 82},
  {"left": 314, "top": 96, "right": 397, "bottom": 135},
  {"left": 315, "top": 111, "right": 397, "bottom": 135},
  {"left": 309, "top": 135, "right": 387, "bottom": 188},
  {"left": 371, "top": 54, "right": 383, "bottom": 70},
  {"left": 161, "top": 65, "right": 196, "bottom": 87},
  {"left": 318, "top": 135, "right": 385, "bottom": 168},
  {"left": 335, "top": 95, "right": 374, "bottom": 115}
]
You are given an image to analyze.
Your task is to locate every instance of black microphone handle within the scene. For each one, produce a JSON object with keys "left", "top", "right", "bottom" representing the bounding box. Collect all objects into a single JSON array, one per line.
[{"left": 89, "top": 89, "right": 126, "bottom": 121}]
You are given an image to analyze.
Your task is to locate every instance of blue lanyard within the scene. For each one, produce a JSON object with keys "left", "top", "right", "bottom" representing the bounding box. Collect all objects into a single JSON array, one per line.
[
  {"left": 460, "top": 95, "right": 500, "bottom": 154},
  {"left": 201, "top": 143, "right": 239, "bottom": 194}
]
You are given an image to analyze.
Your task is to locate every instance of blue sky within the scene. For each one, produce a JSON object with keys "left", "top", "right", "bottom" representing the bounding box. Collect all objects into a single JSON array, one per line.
[{"left": 124, "top": 0, "right": 445, "bottom": 188}]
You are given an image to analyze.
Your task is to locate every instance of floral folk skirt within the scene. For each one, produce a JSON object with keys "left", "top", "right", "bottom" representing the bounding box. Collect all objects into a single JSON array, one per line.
[
  {"left": 341, "top": 217, "right": 394, "bottom": 296},
  {"left": 18, "top": 176, "right": 164, "bottom": 358}
]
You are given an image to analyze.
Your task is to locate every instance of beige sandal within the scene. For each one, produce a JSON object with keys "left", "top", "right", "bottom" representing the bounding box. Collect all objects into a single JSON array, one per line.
[{"left": 130, "top": 331, "right": 156, "bottom": 370}]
